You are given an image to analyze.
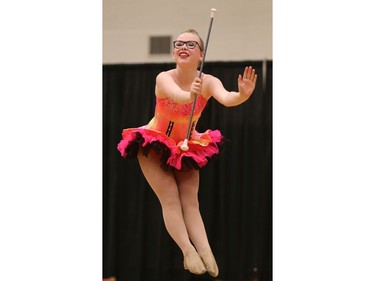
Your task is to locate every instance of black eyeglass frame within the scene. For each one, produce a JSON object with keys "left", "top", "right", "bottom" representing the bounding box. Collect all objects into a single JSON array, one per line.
[{"left": 173, "top": 40, "right": 203, "bottom": 51}]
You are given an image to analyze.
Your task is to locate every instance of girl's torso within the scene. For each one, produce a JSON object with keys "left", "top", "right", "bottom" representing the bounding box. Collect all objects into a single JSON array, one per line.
[{"left": 146, "top": 95, "right": 208, "bottom": 142}]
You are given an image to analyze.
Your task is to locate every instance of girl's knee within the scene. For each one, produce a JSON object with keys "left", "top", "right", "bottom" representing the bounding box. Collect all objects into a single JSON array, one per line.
[
  {"left": 160, "top": 197, "right": 182, "bottom": 211},
  {"left": 180, "top": 195, "right": 200, "bottom": 210}
]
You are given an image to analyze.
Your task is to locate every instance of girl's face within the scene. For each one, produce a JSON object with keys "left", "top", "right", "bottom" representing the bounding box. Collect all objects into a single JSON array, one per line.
[{"left": 172, "top": 33, "right": 204, "bottom": 67}]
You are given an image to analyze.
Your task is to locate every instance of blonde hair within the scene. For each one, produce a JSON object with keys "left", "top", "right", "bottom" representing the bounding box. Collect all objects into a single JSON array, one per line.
[{"left": 181, "top": 29, "right": 204, "bottom": 51}]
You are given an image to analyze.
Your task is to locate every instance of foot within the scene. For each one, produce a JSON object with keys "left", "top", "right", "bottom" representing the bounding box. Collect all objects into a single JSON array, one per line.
[
  {"left": 199, "top": 251, "right": 219, "bottom": 277},
  {"left": 183, "top": 250, "right": 206, "bottom": 275}
]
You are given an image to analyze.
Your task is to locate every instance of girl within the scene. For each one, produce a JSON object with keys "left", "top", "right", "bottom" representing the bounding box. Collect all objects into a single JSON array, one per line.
[{"left": 117, "top": 29, "right": 257, "bottom": 277}]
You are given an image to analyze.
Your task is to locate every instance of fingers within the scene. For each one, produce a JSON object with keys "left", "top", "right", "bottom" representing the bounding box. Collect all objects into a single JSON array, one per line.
[
  {"left": 242, "top": 67, "right": 248, "bottom": 80},
  {"left": 243, "top": 66, "right": 257, "bottom": 82},
  {"left": 191, "top": 77, "right": 202, "bottom": 95}
]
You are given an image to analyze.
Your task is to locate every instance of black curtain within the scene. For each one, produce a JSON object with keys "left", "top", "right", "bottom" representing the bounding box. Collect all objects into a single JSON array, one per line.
[{"left": 103, "top": 61, "right": 272, "bottom": 281}]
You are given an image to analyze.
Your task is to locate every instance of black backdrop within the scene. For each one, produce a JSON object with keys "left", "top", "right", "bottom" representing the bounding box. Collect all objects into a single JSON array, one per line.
[{"left": 103, "top": 61, "right": 272, "bottom": 281}]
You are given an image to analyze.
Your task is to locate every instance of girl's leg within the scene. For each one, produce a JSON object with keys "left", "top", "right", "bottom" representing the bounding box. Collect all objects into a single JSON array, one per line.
[
  {"left": 137, "top": 151, "right": 206, "bottom": 274},
  {"left": 174, "top": 169, "right": 219, "bottom": 277},
  {"left": 173, "top": 169, "right": 210, "bottom": 252}
]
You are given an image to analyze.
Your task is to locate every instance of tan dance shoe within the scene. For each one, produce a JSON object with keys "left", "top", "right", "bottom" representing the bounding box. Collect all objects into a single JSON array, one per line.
[
  {"left": 183, "top": 250, "right": 207, "bottom": 275},
  {"left": 199, "top": 251, "right": 219, "bottom": 277}
]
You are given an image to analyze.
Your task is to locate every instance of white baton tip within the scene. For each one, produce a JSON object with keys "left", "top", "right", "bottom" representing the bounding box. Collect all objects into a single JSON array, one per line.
[
  {"left": 210, "top": 8, "right": 217, "bottom": 17},
  {"left": 180, "top": 139, "right": 189, "bottom": 151}
]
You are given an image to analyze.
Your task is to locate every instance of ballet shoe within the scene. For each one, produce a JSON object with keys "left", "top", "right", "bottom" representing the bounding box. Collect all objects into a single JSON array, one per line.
[
  {"left": 183, "top": 250, "right": 206, "bottom": 275},
  {"left": 199, "top": 251, "right": 219, "bottom": 277}
]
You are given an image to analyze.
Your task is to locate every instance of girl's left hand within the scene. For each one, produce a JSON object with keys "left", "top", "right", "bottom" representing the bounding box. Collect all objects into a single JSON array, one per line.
[{"left": 238, "top": 66, "right": 257, "bottom": 97}]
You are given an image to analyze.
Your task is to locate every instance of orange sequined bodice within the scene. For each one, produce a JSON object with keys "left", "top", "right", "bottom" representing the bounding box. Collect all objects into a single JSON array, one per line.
[{"left": 146, "top": 95, "right": 208, "bottom": 142}]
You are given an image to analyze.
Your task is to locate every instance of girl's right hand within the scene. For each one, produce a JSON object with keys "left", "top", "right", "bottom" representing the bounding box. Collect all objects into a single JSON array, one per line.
[{"left": 190, "top": 77, "right": 202, "bottom": 96}]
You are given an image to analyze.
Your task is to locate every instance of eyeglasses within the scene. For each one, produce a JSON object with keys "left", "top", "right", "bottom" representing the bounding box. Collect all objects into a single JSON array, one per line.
[{"left": 173, "top": 40, "right": 202, "bottom": 51}]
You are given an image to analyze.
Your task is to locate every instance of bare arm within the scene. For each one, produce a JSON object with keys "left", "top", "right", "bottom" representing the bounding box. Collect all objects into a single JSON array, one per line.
[
  {"left": 155, "top": 71, "right": 202, "bottom": 104},
  {"left": 208, "top": 66, "right": 257, "bottom": 107}
]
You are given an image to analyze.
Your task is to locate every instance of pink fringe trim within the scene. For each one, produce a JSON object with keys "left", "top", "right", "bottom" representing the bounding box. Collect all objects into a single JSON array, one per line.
[{"left": 117, "top": 128, "right": 223, "bottom": 170}]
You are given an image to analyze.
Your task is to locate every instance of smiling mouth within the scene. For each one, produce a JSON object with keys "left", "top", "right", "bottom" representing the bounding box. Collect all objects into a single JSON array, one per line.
[{"left": 179, "top": 52, "right": 189, "bottom": 58}]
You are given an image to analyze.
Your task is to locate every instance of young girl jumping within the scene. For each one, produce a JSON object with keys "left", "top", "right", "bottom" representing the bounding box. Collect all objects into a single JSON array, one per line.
[{"left": 117, "top": 29, "right": 257, "bottom": 277}]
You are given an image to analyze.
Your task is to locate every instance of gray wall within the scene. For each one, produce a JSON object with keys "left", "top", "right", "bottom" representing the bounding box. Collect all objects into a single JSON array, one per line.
[{"left": 103, "top": 0, "right": 272, "bottom": 63}]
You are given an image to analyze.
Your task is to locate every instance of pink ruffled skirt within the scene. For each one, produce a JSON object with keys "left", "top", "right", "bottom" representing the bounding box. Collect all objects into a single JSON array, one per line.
[{"left": 117, "top": 126, "right": 224, "bottom": 171}]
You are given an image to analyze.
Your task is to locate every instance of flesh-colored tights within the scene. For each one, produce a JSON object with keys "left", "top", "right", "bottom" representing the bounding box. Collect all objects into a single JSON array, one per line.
[{"left": 137, "top": 150, "right": 212, "bottom": 256}]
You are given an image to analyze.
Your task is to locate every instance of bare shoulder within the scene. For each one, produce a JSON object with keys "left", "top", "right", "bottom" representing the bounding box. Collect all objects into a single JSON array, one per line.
[
  {"left": 203, "top": 73, "right": 221, "bottom": 85},
  {"left": 156, "top": 70, "right": 175, "bottom": 83},
  {"left": 203, "top": 74, "right": 223, "bottom": 91},
  {"left": 156, "top": 70, "right": 169, "bottom": 80},
  {"left": 155, "top": 70, "right": 177, "bottom": 98}
]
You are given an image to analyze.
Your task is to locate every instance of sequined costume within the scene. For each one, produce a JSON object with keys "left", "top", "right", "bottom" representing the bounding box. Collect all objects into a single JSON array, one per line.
[{"left": 117, "top": 95, "right": 223, "bottom": 171}]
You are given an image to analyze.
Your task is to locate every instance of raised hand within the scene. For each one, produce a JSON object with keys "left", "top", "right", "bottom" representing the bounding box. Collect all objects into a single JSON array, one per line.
[{"left": 238, "top": 66, "right": 257, "bottom": 97}]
